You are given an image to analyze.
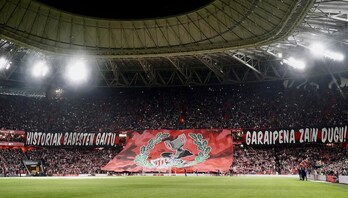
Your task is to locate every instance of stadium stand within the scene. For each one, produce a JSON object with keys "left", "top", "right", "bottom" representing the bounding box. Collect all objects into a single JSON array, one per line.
[
  {"left": 232, "top": 145, "right": 348, "bottom": 176},
  {"left": 0, "top": 82, "right": 348, "bottom": 176},
  {"left": 0, "top": 83, "right": 347, "bottom": 132}
]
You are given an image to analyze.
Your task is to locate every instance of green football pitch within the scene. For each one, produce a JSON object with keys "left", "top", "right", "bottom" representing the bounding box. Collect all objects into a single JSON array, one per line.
[{"left": 0, "top": 176, "right": 347, "bottom": 198}]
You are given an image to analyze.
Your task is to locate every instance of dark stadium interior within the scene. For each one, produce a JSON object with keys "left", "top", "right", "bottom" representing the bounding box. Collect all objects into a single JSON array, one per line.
[{"left": 36, "top": 0, "right": 214, "bottom": 19}]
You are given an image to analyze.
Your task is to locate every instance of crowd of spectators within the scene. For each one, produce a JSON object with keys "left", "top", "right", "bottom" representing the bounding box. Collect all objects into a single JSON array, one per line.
[
  {"left": 0, "top": 82, "right": 348, "bottom": 176},
  {"left": 0, "top": 149, "right": 26, "bottom": 176},
  {"left": 232, "top": 145, "right": 348, "bottom": 176},
  {"left": 0, "top": 83, "right": 347, "bottom": 132},
  {"left": 0, "top": 148, "right": 120, "bottom": 176},
  {"left": 232, "top": 147, "right": 276, "bottom": 174},
  {"left": 2, "top": 145, "right": 346, "bottom": 176},
  {"left": 25, "top": 148, "right": 120, "bottom": 175}
]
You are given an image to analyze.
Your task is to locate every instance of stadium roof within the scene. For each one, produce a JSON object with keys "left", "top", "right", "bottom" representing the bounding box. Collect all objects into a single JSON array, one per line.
[{"left": 1, "top": 0, "right": 348, "bottom": 88}]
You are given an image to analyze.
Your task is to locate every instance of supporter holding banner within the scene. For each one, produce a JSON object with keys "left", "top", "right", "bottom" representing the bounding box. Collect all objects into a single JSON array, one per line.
[
  {"left": 102, "top": 129, "right": 233, "bottom": 172},
  {"left": 25, "top": 132, "right": 118, "bottom": 147},
  {"left": 243, "top": 126, "right": 348, "bottom": 146}
]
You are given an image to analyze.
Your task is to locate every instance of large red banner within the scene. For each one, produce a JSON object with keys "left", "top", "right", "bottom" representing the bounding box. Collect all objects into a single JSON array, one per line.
[{"left": 102, "top": 129, "right": 233, "bottom": 172}]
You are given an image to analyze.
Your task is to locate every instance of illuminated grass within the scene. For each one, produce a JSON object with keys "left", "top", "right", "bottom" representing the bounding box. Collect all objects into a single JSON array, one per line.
[{"left": 0, "top": 176, "right": 347, "bottom": 198}]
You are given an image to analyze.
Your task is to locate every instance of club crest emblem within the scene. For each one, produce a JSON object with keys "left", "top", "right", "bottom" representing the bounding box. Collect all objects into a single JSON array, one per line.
[{"left": 134, "top": 132, "right": 212, "bottom": 169}]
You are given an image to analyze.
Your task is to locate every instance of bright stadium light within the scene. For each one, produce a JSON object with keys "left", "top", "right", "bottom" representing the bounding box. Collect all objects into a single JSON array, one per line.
[
  {"left": 309, "top": 43, "right": 344, "bottom": 61},
  {"left": 31, "top": 61, "right": 49, "bottom": 78},
  {"left": 325, "top": 51, "right": 344, "bottom": 62},
  {"left": 283, "top": 57, "right": 306, "bottom": 70},
  {"left": 5, "top": 62, "right": 11, "bottom": 70},
  {"left": 0, "top": 57, "right": 10, "bottom": 70},
  {"left": 309, "top": 43, "right": 326, "bottom": 57},
  {"left": 65, "top": 59, "right": 89, "bottom": 84}
]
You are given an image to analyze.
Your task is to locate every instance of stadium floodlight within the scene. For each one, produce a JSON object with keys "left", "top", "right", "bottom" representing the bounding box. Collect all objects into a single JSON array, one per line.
[
  {"left": 31, "top": 61, "right": 49, "bottom": 78},
  {"left": 5, "top": 62, "right": 11, "bottom": 70},
  {"left": 55, "top": 89, "right": 63, "bottom": 93},
  {"left": 0, "top": 57, "right": 10, "bottom": 70},
  {"left": 266, "top": 50, "right": 283, "bottom": 59},
  {"left": 65, "top": 59, "right": 89, "bottom": 84},
  {"left": 309, "top": 43, "right": 326, "bottom": 57},
  {"left": 309, "top": 43, "right": 344, "bottom": 61},
  {"left": 283, "top": 57, "right": 306, "bottom": 70},
  {"left": 325, "top": 51, "right": 344, "bottom": 62}
]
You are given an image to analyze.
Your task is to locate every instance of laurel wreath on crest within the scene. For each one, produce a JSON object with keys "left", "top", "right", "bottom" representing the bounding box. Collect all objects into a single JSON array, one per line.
[
  {"left": 134, "top": 132, "right": 170, "bottom": 168},
  {"left": 134, "top": 132, "right": 212, "bottom": 168},
  {"left": 182, "top": 133, "right": 211, "bottom": 167}
]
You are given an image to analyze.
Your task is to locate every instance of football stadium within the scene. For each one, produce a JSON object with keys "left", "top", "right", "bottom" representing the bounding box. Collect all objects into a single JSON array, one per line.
[{"left": 0, "top": 0, "right": 348, "bottom": 197}]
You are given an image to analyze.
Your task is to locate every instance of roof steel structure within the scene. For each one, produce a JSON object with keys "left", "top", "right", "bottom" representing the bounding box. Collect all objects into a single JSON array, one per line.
[{"left": 1, "top": 0, "right": 348, "bottom": 88}]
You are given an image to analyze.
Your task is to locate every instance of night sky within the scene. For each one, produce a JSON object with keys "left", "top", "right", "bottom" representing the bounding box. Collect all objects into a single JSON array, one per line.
[{"left": 37, "top": 0, "right": 213, "bottom": 19}]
